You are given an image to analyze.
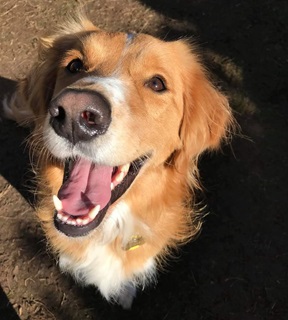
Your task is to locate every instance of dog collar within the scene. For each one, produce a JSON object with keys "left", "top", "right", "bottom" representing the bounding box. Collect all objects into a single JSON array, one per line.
[{"left": 126, "top": 32, "right": 136, "bottom": 44}]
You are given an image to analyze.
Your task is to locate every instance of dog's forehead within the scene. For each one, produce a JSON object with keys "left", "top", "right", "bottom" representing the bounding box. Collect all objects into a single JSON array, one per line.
[{"left": 79, "top": 30, "right": 165, "bottom": 67}]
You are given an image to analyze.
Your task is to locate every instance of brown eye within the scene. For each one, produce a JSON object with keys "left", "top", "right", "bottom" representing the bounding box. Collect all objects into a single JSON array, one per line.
[
  {"left": 66, "top": 59, "right": 84, "bottom": 73},
  {"left": 146, "top": 76, "right": 166, "bottom": 92}
]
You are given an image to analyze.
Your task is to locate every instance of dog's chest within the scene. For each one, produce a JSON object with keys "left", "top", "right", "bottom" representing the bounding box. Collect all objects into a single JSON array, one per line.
[{"left": 58, "top": 243, "right": 125, "bottom": 298}]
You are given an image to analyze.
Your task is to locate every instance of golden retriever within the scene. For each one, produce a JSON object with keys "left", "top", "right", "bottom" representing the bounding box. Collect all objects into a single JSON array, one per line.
[{"left": 4, "top": 15, "right": 233, "bottom": 308}]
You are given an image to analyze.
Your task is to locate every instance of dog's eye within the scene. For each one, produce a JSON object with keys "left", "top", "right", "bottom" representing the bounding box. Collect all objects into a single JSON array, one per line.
[
  {"left": 66, "top": 59, "right": 84, "bottom": 73},
  {"left": 146, "top": 76, "right": 166, "bottom": 92}
]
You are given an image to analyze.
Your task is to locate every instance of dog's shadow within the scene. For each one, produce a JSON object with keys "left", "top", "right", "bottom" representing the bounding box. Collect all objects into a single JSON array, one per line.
[
  {"left": 0, "top": 77, "right": 34, "bottom": 203},
  {"left": 0, "top": 77, "right": 31, "bottom": 319}
]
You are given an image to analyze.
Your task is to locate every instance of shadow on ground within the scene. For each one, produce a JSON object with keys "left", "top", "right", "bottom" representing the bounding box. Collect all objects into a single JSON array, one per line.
[{"left": 0, "top": 77, "right": 34, "bottom": 203}]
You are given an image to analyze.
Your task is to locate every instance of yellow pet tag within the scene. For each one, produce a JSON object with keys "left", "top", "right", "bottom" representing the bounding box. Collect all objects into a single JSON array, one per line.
[{"left": 123, "top": 235, "right": 145, "bottom": 251}]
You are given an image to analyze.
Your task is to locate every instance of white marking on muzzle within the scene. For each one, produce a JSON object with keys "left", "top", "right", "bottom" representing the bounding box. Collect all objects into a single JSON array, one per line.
[{"left": 81, "top": 76, "right": 126, "bottom": 105}]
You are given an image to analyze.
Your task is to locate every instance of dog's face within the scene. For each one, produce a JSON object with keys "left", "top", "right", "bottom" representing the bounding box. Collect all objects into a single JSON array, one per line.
[
  {"left": 37, "top": 29, "right": 188, "bottom": 238},
  {"left": 45, "top": 31, "right": 185, "bottom": 167}
]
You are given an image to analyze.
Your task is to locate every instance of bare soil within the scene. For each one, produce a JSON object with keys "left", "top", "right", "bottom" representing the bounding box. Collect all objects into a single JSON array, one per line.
[{"left": 0, "top": 0, "right": 287, "bottom": 319}]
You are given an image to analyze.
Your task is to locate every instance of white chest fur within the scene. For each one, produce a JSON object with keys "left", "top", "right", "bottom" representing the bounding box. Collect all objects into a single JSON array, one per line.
[{"left": 58, "top": 201, "right": 156, "bottom": 309}]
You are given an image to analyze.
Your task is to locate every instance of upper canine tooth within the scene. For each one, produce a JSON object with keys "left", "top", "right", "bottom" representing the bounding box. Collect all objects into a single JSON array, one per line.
[
  {"left": 89, "top": 205, "right": 100, "bottom": 220},
  {"left": 53, "top": 195, "right": 63, "bottom": 211}
]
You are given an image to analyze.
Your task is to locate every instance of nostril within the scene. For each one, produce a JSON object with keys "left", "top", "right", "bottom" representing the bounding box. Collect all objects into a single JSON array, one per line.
[
  {"left": 57, "top": 107, "right": 66, "bottom": 121},
  {"left": 81, "top": 110, "right": 102, "bottom": 126},
  {"left": 79, "top": 105, "right": 110, "bottom": 137}
]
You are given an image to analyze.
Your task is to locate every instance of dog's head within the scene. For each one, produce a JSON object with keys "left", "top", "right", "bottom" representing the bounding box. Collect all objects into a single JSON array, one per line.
[{"left": 19, "top": 16, "right": 233, "bottom": 242}]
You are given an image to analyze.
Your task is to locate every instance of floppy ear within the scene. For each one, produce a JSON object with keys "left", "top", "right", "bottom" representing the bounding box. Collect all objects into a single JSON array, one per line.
[
  {"left": 2, "top": 40, "right": 58, "bottom": 127},
  {"left": 172, "top": 40, "right": 234, "bottom": 171},
  {"left": 2, "top": 76, "right": 34, "bottom": 126}
]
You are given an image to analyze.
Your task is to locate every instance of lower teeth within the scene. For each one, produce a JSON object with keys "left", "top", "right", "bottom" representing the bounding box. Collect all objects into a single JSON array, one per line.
[{"left": 57, "top": 212, "right": 85, "bottom": 225}]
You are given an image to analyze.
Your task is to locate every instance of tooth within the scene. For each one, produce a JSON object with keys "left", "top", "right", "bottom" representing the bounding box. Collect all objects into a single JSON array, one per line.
[
  {"left": 115, "top": 171, "right": 125, "bottom": 183},
  {"left": 82, "top": 218, "right": 90, "bottom": 225},
  {"left": 53, "top": 195, "right": 63, "bottom": 211},
  {"left": 76, "top": 218, "right": 83, "bottom": 226},
  {"left": 61, "top": 214, "right": 69, "bottom": 223},
  {"left": 111, "top": 182, "right": 115, "bottom": 190},
  {"left": 89, "top": 205, "right": 100, "bottom": 220},
  {"left": 57, "top": 212, "right": 63, "bottom": 220},
  {"left": 66, "top": 217, "right": 76, "bottom": 225},
  {"left": 120, "top": 163, "right": 130, "bottom": 173},
  {"left": 57, "top": 211, "right": 70, "bottom": 223}
]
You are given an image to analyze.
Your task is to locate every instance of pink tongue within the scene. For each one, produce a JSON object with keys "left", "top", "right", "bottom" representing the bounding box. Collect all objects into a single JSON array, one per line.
[{"left": 58, "top": 158, "right": 113, "bottom": 216}]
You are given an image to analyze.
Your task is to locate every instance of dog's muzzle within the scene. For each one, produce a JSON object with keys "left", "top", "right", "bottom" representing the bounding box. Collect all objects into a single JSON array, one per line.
[{"left": 49, "top": 88, "right": 111, "bottom": 144}]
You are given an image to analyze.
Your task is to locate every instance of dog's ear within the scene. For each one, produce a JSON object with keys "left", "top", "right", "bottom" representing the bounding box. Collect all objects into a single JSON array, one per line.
[
  {"left": 4, "top": 43, "right": 58, "bottom": 127},
  {"left": 40, "top": 13, "right": 99, "bottom": 51},
  {"left": 171, "top": 40, "right": 234, "bottom": 171}
]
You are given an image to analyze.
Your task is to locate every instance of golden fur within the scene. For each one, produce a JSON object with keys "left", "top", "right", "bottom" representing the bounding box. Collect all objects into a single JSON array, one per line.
[{"left": 5, "top": 15, "right": 233, "bottom": 308}]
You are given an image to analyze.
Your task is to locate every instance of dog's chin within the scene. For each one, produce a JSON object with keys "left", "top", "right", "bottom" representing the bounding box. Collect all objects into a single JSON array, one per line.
[{"left": 53, "top": 156, "right": 147, "bottom": 238}]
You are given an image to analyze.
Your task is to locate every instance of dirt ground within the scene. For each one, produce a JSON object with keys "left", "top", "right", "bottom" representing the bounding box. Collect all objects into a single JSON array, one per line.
[{"left": 0, "top": 0, "right": 287, "bottom": 319}]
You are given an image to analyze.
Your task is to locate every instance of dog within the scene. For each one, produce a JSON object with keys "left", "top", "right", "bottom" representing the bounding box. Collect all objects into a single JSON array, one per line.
[{"left": 3, "top": 15, "right": 233, "bottom": 308}]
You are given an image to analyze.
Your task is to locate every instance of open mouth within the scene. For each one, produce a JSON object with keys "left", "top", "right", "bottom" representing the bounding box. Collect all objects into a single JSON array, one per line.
[{"left": 53, "top": 157, "right": 146, "bottom": 237}]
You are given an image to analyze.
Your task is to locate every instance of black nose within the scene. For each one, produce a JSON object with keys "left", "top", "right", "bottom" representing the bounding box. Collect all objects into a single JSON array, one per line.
[{"left": 49, "top": 89, "right": 111, "bottom": 144}]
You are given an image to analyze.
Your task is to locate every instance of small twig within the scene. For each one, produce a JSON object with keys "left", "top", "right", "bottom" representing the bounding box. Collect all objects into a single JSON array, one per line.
[{"left": 0, "top": 3, "right": 18, "bottom": 17}]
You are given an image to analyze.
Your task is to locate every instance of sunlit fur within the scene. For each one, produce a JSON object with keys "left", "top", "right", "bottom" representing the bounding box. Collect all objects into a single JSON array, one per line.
[{"left": 5, "top": 14, "right": 234, "bottom": 308}]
